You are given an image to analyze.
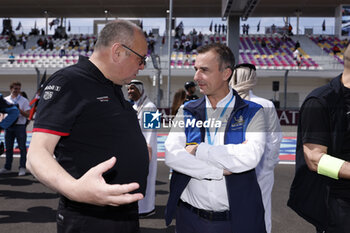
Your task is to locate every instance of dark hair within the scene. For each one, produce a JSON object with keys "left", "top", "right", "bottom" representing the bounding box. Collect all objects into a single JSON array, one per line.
[
  {"left": 94, "top": 20, "right": 138, "bottom": 49},
  {"left": 171, "top": 89, "right": 186, "bottom": 116},
  {"left": 197, "top": 43, "right": 235, "bottom": 71},
  {"left": 10, "top": 81, "right": 21, "bottom": 89},
  {"left": 234, "top": 63, "right": 256, "bottom": 71},
  {"left": 184, "top": 81, "right": 196, "bottom": 90}
]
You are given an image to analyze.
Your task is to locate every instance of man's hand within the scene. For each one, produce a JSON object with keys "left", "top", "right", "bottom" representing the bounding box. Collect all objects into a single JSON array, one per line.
[
  {"left": 68, "top": 157, "right": 144, "bottom": 206},
  {"left": 185, "top": 144, "right": 198, "bottom": 155}
]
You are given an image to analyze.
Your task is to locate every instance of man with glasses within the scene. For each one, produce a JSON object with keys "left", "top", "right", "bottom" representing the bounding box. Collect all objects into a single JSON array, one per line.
[
  {"left": 230, "top": 63, "right": 282, "bottom": 233},
  {"left": 26, "top": 20, "right": 149, "bottom": 233}
]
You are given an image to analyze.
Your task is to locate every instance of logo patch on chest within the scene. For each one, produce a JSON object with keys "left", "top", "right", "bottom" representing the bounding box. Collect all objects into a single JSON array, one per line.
[{"left": 96, "top": 96, "right": 111, "bottom": 102}]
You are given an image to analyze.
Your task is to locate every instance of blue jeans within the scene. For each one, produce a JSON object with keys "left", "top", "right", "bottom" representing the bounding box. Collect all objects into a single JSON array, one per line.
[{"left": 4, "top": 125, "right": 27, "bottom": 170}]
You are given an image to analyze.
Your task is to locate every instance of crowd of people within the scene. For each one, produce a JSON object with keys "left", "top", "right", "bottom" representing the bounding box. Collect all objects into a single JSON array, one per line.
[{"left": 1, "top": 19, "right": 350, "bottom": 233}]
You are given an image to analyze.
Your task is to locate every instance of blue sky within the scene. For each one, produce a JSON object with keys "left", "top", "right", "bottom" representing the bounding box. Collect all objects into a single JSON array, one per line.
[{"left": 1, "top": 17, "right": 335, "bottom": 35}]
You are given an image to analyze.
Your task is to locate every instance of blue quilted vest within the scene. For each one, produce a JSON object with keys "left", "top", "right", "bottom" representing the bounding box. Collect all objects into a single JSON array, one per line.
[{"left": 165, "top": 89, "right": 266, "bottom": 233}]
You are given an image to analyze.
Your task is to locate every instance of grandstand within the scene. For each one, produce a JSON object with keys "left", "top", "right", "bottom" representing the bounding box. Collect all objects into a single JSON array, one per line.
[{"left": 0, "top": 0, "right": 349, "bottom": 110}]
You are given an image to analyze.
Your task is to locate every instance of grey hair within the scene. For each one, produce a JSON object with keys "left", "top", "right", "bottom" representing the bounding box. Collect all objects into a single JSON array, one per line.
[{"left": 94, "top": 20, "right": 139, "bottom": 49}]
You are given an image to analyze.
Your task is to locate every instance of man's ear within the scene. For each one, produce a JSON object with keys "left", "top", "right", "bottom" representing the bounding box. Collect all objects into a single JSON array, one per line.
[
  {"left": 223, "top": 67, "right": 233, "bottom": 81},
  {"left": 111, "top": 43, "right": 122, "bottom": 62}
]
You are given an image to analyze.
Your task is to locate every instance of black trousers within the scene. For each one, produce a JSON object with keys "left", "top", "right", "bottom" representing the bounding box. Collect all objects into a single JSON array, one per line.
[
  {"left": 316, "top": 196, "right": 350, "bottom": 233},
  {"left": 57, "top": 197, "right": 140, "bottom": 233}
]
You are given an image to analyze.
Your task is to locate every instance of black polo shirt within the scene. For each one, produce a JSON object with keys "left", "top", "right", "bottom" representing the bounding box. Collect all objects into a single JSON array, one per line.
[{"left": 33, "top": 56, "right": 149, "bottom": 196}]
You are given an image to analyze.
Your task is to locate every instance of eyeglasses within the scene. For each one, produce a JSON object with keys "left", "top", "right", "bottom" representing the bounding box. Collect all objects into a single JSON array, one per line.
[{"left": 121, "top": 44, "right": 147, "bottom": 66}]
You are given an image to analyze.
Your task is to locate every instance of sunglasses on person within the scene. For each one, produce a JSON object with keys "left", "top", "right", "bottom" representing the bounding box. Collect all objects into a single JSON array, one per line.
[{"left": 121, "top": 44, "right": 147, "bottom": 66}]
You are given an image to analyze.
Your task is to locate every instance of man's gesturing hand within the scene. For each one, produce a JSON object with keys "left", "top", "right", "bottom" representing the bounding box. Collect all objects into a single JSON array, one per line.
[{"left": 70, "top": 157, "right": 144, "bottom": 206}]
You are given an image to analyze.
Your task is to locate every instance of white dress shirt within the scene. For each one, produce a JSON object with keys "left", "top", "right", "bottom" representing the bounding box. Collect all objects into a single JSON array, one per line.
[
  {"left": 165, "top": 89, "right": 266, "bottom": 211},
  {"left": 5, "top": 95, "right": 30, "bottom": 125}
]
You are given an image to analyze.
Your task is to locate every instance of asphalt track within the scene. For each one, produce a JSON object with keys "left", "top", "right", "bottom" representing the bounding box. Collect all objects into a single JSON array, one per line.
[
  {"left": 0, "top": 157, "right": 315, "bottom": 233},
  {"left": 0, "top": 126, "right": 316, "bottom": 232}
]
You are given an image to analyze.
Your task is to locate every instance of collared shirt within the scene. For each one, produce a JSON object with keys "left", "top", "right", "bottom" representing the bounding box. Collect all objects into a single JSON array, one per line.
[
  {"left": 33, "top": 56, "right": 149, "bottom": 195},
  {"left": 165, "top": 89, "right": 266, "bottom": 211},
  {"left": 5, "top": 95, "right": 30, "bottom": 125}
]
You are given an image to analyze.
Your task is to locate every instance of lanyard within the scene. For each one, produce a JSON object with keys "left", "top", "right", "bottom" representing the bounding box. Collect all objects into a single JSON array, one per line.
[{"left": 205, "top": 94, "right": 234, "bottom": 145}]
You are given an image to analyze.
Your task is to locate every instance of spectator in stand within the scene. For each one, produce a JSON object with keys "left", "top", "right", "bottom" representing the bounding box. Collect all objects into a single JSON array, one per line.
[
  {"left": 68, "top": 40, "right": 74, "bottom": 47},
  {"left": 318, "top": 35, "right": 325, "bottom": 43},
  {"left": 48, "top": 39, "right": 54, "bottom": 51},
  {"left": 333, "top": 45, "right": 341, "bottom": 55},
  {"left": 198, "top": 32, "right": 203, "bottom": 46},
  {"left": 8, "top": 53, "right": 15, "bottom": 64},
  {"left": 37, "top": 37, "right": 43, "bottom": 47},
  {"left": 179, "top": 43, "right": 184, "bottom": 52},
  {"left": 59, "top": 45, "right": 65, "bottom": 57},
  {"left": 42, "top": 38, "right": 48, "bottom": 50},
  {"left": 261, "top": 40, "right": 267, "bottom": 48},
  {"left": 293, "top": 48, "right": 302, "bottom": 67},
  {"left": 282, "top": 34, "right": 288, "bottom": 42},
  {"left": 295, "top": 40, "right": 300, "bottom": 50},
  {"left": 74, "top": 40, "right": 80, "bottom": 49},
  {"left": 288, "top": 24, "right": 293, "bottom": 36},
  {"left": 271, "top": 24, "right": 276, "bottom": 34},
  {"left": 85, "top": 41, "right": 90, "bottom": 53},
  {"left": 22, "top": 36, "right": 27, "bottom": 49},
  {"left": 242, "top": 24, "right": 247, "bottom": 35}
]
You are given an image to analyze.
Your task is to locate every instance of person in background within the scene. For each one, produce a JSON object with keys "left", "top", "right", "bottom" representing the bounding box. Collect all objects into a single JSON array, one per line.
[
  {"left": 127, "top": 79, "right": 158, "bottom": 218},
  {"left": 230, "top": 63, "right": 282, "bottom": 233},
  {"left": 8, "top": 53, "right": 15, "bottom": 64},
  {"left": 0, "top": 93, "right": 20, "bottom": 155},
  {"left": 288, "top": 44, "right": 350, "bottom": 233},
  {"left": 184, "top": 81, "right": 199, "bottom": 102},
  {"left": 171, "top": 89, "right": 186, "bottom": 116},
  {"left": 0, "top": 82, "right": 30, "bottom": 176}
]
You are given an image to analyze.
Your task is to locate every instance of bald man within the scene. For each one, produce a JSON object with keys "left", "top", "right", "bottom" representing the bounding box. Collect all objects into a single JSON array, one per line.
[
  {"left": 289, "top": 45, "right": 350, "bottom": 233},
  {"left": 26, "top": 20, "right": 149, "bottom": 233}
]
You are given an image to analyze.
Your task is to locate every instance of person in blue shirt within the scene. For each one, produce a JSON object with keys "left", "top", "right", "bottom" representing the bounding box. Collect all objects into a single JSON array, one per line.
[
  {"left": 0, "top": 93, "right": 19, "bottom": 130},
  {"left": 0, "top": 93, "right": 19, "bottom": 155}
]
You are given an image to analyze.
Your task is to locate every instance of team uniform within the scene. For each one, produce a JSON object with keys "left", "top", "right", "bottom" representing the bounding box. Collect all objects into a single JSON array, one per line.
[{"left": 33, "top": 56, "right": 149, "bottom": 233}]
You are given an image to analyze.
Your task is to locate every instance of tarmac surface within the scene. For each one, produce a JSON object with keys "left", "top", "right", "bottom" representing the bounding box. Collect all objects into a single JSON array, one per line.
[{"left": 0, "top": 157, "right": 316, "bottom": 233}]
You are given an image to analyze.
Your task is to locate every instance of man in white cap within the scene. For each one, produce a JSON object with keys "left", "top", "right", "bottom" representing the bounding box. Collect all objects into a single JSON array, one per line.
[
  {"left": 127, "top": 79, "right": 158, "bottom": 217},
  {"left": 230, "top": 63, "right": 282, "bottom": 233}
]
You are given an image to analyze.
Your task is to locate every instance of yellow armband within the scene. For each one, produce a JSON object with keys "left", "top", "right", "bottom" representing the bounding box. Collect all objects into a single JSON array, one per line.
[{"left": 317, "top": 154, "right": 345, "bottom": 180}]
